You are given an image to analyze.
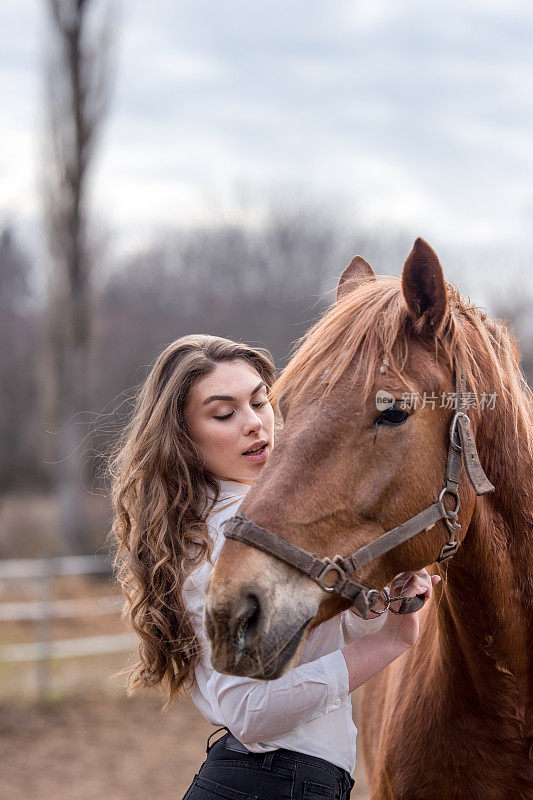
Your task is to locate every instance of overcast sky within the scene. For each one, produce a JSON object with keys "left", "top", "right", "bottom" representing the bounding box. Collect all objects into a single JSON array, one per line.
[{"left": 1, "top": 0, "right": 533, "bottom": 282}]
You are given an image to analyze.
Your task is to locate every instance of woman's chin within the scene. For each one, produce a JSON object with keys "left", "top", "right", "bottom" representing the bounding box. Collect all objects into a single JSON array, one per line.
[
  {"left": 235, "top": 459, "right": 270, "bottom": 484},
  {"left": 215, "top": 464, "right": 267, "bottom": 486}
]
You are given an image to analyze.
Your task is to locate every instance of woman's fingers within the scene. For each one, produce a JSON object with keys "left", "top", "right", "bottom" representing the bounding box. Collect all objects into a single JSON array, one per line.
[
  {"left": 386, "top": 570, "right": 442, "bottom": 618},
  {"left": 391, "top": 569, "right": 439, "bottom": 599}
]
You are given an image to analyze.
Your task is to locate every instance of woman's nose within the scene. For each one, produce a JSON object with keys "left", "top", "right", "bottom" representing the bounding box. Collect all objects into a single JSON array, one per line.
[{"left": 243, "top": 411, "right": 262, "bottom": 435}]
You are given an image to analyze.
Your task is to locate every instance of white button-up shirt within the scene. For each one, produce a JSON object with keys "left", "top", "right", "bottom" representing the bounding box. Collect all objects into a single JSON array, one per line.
[{"left": 183, "top": 479, "right": 385, "bottom": 774}]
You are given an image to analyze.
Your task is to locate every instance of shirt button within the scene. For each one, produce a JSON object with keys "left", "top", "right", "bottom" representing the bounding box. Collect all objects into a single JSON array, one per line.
[{"left": 333, "top": 698, "right": 341, "bottom": 707}]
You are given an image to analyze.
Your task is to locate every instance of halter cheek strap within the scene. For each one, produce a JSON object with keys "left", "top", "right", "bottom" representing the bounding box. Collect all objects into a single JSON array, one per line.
[{"left": 223, "top": 367, "right": 495, "bottom": 619}]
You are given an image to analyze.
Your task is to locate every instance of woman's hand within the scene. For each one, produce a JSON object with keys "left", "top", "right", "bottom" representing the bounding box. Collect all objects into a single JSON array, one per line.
[
  {"left": 379, "top": 569, "right": 441, "bottom": 648},
  {"left": 341, "top": 569, "right": 441, "bottom": 692}
]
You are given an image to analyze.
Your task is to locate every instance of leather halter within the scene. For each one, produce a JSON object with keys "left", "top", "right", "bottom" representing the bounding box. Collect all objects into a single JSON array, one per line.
[{"left": 223, "top": 365, "right": 495, "bottom": 619}]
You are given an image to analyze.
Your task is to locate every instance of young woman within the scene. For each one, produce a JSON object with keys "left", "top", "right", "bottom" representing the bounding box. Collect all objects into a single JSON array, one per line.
[{"left": 111, "top": 334, "right": 439, "bottom": 800}]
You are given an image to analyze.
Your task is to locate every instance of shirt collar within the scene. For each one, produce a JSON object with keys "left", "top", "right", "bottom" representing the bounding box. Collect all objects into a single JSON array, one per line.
[
  {"left": 217, "top": 479, "right": 250, "bottom": 502},
  {"left": 204, "top": 478, "right": 250, "bottom": 510}
]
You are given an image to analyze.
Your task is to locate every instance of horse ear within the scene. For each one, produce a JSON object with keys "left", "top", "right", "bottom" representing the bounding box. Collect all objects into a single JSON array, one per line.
[
  {"left": 337, "top": 256, "right": 376, "bottom": 301},
  {"left": 401, "top": 238, "right": 448, "bottom": 334}
]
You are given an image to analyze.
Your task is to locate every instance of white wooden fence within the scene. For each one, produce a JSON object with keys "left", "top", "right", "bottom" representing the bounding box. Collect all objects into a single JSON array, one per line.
[{"left": 0, "top": 554, "right": 136, "bottom": 697}]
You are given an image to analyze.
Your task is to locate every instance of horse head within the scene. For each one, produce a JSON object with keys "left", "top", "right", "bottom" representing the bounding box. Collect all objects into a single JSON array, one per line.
[{"left": 205, "top": 238, "right": 502, "bottom": 679}]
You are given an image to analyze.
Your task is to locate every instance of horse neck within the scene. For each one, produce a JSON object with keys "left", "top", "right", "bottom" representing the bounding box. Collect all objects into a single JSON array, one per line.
[
  {"left": 441, "top": 498, "right": 532, "bottom": 636},
  {"left": 435, "top": 412, "right": 532, "bottom": 710}
]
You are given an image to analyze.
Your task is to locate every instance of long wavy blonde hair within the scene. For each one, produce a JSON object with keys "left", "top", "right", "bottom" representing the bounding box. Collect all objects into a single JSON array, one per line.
[{"left": 109, "top": 334, "right": 276, "bottom": 710}]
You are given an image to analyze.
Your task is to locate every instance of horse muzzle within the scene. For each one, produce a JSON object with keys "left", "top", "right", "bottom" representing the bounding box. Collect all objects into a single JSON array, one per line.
[{"left": 204, "top": 579, "right": 316, "bottom": 679}]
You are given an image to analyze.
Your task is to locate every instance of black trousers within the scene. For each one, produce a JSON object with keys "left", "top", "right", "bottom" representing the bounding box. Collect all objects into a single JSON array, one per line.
[{"left": 182, "top": 730, "right": 355, "bottom": 800}]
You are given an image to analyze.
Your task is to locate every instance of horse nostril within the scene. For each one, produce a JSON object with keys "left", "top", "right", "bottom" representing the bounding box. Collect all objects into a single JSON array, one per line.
[
  {"left": 234, "top": 594, "right": 261, "bottom": 662},
  {"left": 235, "top": 593, "right": 260, "bottom": 623}
]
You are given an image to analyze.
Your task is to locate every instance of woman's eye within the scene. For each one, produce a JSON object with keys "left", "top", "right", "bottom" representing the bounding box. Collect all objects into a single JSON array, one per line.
[
  {"left": 251, "top": 401, "right": 265, "bottom": 409},
  {"left": 376, "top": 406, "right": 409, "bottom": 426},
  {"left": 213, "top": 411, "right": 234, "bottom": 420}
]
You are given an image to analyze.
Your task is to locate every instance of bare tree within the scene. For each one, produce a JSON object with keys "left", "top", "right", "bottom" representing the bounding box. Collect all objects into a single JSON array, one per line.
[
  {"left": 42, "top": 0, "right": 113, "bottom": 553},
  {"left": 0, "top": 228, "right": 43, "bottom": 494},
  {"left": 490, "top": 292, "right": 533, "bottom": 387}
]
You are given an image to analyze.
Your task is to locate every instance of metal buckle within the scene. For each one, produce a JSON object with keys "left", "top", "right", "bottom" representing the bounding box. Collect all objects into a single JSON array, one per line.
[
  {"left": 438, "top": 486, "right": 461, "bottom": 561},
  {"left": 449, "top": 412, "right": 465, "bottom": 452},
  {"left": 316, "top": 555, "right": 346, "bottom": 592},
  {"left": 437, "top": 540, "right": 459, "bottom": 562},
  {"left": 444, "top": 514, "right": 461, "bottom": 537}
]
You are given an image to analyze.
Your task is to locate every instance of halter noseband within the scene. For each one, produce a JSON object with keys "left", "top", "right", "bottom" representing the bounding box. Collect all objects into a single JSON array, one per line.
[{"left": 223, "top": 365, "right": 495, "bottom": 619}]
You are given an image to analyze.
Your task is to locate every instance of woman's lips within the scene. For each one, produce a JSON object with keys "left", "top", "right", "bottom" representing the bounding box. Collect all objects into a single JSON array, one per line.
[{"left": 242, "top": 442, "right": 269, "bottom": 463}]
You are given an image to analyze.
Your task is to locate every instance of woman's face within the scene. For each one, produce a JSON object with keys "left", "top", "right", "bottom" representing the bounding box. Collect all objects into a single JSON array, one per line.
[{"left": 184, "top": 359, "right": 275, "bottom": 485}]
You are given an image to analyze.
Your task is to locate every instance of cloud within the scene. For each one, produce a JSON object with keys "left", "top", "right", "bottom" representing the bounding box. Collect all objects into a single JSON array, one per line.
[{"left": 1, "top": 0, "right": 533, "bottom": 259}]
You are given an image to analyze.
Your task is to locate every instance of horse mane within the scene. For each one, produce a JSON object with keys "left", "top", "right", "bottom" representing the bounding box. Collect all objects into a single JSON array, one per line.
[{"left": 271, "top": 276, "right": 533, "bottom": 461}]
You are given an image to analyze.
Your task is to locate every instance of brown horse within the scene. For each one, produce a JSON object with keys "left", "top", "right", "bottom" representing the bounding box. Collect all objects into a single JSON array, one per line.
[{"left": 205, "top": 239, "right": 533, "bottom": 799}]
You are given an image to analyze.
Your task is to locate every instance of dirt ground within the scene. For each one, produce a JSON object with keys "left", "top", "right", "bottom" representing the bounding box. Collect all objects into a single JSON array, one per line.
[
  {"left": 0, "top": 690, "right": 370, "bottom": 800},
  {"left": 0, "top": 499, "right": 370, "bottom": 800}
]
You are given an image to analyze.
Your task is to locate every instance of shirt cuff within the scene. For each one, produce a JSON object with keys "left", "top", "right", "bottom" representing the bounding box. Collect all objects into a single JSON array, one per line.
[{"left": 319, "top": 648, "right": 350, "bottom": 711}]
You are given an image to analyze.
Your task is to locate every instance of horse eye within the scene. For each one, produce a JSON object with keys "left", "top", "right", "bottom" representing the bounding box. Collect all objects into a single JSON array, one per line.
[{"left": 376, "top": 406, "right": 410, "bottom": 426}]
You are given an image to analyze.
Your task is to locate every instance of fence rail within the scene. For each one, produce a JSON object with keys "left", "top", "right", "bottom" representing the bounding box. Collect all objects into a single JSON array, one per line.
[
  {"left": 0, "top": 554, "right": 111, "bottom": 579},
  {"left": 1, "top": 633, "right": 137, "bottom": 662},
  {"left": 0, "top": 596, "right": 123, "bottom": 621},
  {"left": 0, "top": 554, "right": 135, "bottom": 696}
]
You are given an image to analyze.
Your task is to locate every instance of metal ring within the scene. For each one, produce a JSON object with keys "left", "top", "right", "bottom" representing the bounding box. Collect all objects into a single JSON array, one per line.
[
  {"left": 367, "top": 586, "right": 390, "bottom": 616},
  {"left": 439, "top": 487, "right": 460, "bottom": 516}
]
